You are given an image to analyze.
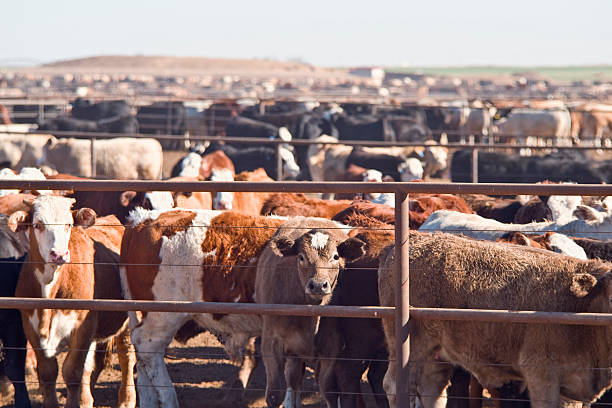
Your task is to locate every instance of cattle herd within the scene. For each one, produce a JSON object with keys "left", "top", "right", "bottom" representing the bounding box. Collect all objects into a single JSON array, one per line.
[{"left": 1, "top": 96, "right": 612, "bottom": 408}]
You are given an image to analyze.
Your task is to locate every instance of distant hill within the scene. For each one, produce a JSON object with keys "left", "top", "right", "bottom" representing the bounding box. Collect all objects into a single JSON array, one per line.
[{"left": 38, "top": 55, "right": 346, "bottom": 78}]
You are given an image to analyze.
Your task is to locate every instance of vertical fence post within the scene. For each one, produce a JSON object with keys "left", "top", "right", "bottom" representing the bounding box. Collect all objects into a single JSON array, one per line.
[
  {"left": 90, "top": 137, "right": 96, "bottom": 178},
  {"left": 472, "top": 148, "right": 479, "bottom": 183},
  {"left": 276, "top": 143, "right": 283, "bottom": 181},
  {"left": 395, "top": 191, "right": 410, "bottom": 406}
]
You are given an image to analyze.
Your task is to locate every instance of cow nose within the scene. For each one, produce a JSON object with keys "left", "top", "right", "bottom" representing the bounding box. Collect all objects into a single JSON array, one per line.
[
  {"left": 49, "top": 250, "right": 70, "bottom": 265},
  {"left": 215, "top": 201, "right": 232, "bottom": 210},
  {"left": 306, "top": 280, "right": 331, "bottom": 296}
]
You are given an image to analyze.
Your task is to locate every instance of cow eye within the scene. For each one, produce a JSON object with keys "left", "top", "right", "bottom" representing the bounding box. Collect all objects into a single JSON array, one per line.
[
  {"left": 333, "top": 253, "right": 340, "bottom": 261},
  {"left": 298, "top": 254, "right": 305, "bottom": 263},
  {"left": 34, "top": 222, "right": 43, "bottom": 231}
]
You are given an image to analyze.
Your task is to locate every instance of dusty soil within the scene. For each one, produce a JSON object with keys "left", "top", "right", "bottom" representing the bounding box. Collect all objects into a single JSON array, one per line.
[{"left": 0, "top": 330, "right": 391, "bottom": 407}]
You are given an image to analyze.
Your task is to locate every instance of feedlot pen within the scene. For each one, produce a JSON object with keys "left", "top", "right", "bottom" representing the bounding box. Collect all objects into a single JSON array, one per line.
[{"left": 0, "top": 179, "right": 611, "bottom": 408}]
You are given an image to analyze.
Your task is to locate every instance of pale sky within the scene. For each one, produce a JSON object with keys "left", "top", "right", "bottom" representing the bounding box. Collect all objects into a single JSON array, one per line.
[{"left": 3, "top": 0, "right": 612, "bottom": 67}]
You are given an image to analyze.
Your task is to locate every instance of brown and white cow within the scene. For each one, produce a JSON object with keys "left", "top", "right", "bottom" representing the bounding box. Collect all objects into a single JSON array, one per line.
[
  {"left": 213, "top": 168, "right": 275, "bottom": 214},
  {"left": 11, "top": 195, "right": 135, "bottom": 408},
  {"left": 254, "top": 217, "right": 365, "bottom": 408},
  {"left": 119, "top": 209, "right": 288, "bottom": 407},
  {"left": 378, "top": 231, "right": 612, "bottom": 408}
]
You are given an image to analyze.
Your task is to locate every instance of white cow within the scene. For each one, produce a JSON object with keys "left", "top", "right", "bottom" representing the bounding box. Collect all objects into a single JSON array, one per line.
[
  {"left": 493, "top": 108, "right": 572, "bottom": 150},
  {"left": 419, "top": 210, "right": 589, "bottom": 259},
  {"left": 0, "top": 132, "right": 54, "bottom": 170},
  {"left": 39, "top": 137, "right": 163, "bottom": 179},
  {"left": 0, "top": 167, "right": 51, "bottom": 196}
]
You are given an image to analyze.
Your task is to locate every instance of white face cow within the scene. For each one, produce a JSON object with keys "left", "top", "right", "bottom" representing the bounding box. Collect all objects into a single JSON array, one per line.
[
  {"left": 9, "top": 196, "right": 96, "bottom": 266},
  {"left": 279, "top": 145, "right": 300, "bottom": 180},
  {"left": 398, "top": 158, "right": 424, "bottom": 182},
  {"left": 211, "top": 168, "right": 235, "bottom": 210}
]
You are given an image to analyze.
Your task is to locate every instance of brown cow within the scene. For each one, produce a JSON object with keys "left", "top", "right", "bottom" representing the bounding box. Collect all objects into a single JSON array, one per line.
[
  {"left": 332, "top": 200, "right": 396, "bottom": 225},
  {"left": 12, "top": 195, "right": 135, "bottom": 408},
  {"left": 0, "top": 105, "right": 10, "bottom": 125},
  {"left": 0, "top": 193, "right": 37, "bottom": 215},
  {"left": 334, "top": 164, "right": 385, "bottom": 201},
  {"left": 200, "top": 149, "right": 236, "bottom": 179},
  {"left": 496, "top": 231, "right": 555, "bottom": 250},
  {"left": 214, "top": 168, "right": 275, "bottom": 214},
  {"left": 165, "top": 176, "right": 213, "bottom": 210},
  {"left": 119, "top": 209, "right": 287, "bottom": 407},
  {"left": 409, "top": 194, "right": 473, "bottom": 229},
  {"left": 378, "top": 231, "right": 612, "bottom": 408},
  {"left": 261, "top": 193, "right": 354, "bottom": 218},
  {"left": 255, "top": 217, "right": 366, "bottom": 407}
]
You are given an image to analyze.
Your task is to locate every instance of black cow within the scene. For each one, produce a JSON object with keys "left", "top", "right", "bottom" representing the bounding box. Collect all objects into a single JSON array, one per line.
[
  {"left": 451, "top": 150, "right": 609, "bottom": 183},
  {"left": 332, "top": 114, "right": 395, "bottom": 142},
  {"left": 315, "top": 258, "right": 390, "bottom": 408},
  {"left": 346, "top": 147, "right": 410, "bottom": 181},
  {"left": 37, "top": 116, "right": 138, "bottom": 134},
  {"left": 38, "top": 117, "right": 99, "bottom": 132},
  {"left": 70, "top": 98, "right": 132, "bottom": 121},
  {"left": 0, "top": 252, "right": 31, "bottom": 408},
  {"left": 224, "top": 116, "right": 292, "bottom": 150}
]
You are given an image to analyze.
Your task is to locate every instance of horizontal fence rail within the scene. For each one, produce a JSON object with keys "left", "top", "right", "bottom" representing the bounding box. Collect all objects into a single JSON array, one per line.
[
  {"left": 3, "top": 129, "right": 612, "bottom": 152},
  {"left": 0, "top": 299, "right": 609, "bottom": 326},
  {"left": 2, "top": 179, "right": 612, "bottom": 196}
]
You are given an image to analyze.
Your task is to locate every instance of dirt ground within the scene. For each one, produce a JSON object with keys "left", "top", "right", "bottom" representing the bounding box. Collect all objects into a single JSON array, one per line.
[{"left": 0, "top": 330, "right": 389, "bottom": 408}]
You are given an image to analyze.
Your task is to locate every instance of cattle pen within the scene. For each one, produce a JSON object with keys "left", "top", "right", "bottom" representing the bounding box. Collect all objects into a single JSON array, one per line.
[
  {"left": 1, "top": 179, "right": 612, "bottom": 407},
  {"left": 6, "top": 128, "right": 612, "bottom": 183}
]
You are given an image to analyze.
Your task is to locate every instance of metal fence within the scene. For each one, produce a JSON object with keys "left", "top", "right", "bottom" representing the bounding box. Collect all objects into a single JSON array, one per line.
[{"left": 1, "top": 179, "right": 612, "bottom": 406}]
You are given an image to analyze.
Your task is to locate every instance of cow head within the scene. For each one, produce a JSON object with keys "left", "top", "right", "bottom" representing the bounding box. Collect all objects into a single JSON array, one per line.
[
  {"left": 398, "top": 158, "right": 424, "bottom": 182},
  {"left": 9, "top": 195, "right": 96, "bottom": 266},
  {"left": 279, "top": 145, "right": 300, "bottom": 180},
  {"left": 211, "top": 168, "right": 235, "bottom": 210},
  {"left": 274, "top": 229, "right": 365, "bottom": 301},
  {"left": 570, "top": 270, "right": 612, "bottom": 315}
]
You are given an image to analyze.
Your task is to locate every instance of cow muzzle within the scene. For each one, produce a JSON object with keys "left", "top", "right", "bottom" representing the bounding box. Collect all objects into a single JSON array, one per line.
[
  {"left": 49, "top": 249, "right": 70, "bottom": 265},
  {"left": 305, "top": 279, "right": 331, "bottom": 297}
]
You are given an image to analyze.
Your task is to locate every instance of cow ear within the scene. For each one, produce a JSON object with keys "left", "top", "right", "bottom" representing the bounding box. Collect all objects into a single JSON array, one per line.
[
  {"left": 120, "top": 191, "right": 138, "bottom": 207},
  {"left": 44, "top": 136, "right": 58, "bottom": 149},
  {"left": 273, "top": 236, "right": 297, "bottom": 256},
  {"left": 22, "top": 198, "right": 35, "bottom": 208},
  {"left": 573, "top": 205, "right": 601, "bottom": 222},
  {"left": 8, "top": 210, "right": 31, "bottom": 233},
  {"left": 514, "top": 233, "right": 530, "bottom": 246},
  {"left": 74, "top": 208, "right": 97, "bottom": 228},
  {"left": 338, "top": 237, "right": 366, "bottom": 263},
  {"left": 570, "top": 273, "right": 597, "bottom": 298}
]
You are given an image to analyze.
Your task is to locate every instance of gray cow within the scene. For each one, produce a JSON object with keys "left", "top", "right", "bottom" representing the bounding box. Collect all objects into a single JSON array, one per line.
[
  {"left": 378, "top": 231, "right": 612, "bottom": 408},
  {"left": 255, "top": 217, "right": 365, "bottom": 408}
]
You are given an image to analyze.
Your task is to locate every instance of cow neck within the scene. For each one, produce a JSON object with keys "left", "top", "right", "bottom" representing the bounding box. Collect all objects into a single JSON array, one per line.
[
  {"left": 200, "top": 213, "right": 285, "bottom": 309},
  {"left": 28, "top": 227, "right": 62, "bottom": 298}
]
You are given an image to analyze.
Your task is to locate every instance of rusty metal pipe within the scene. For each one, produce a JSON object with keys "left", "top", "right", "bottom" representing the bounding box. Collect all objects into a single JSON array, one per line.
[
  {"left": 2, "top": 180, "right": 612, "bottom": 196},
  {"left": 4, "top": 129, "right": 612, "bottom": 151},
  {"left": 0, "top": 298, "right": 611, "bottom": 326},
  {"left": 395, "top": 192, "right": 411, "bottom": 406}
]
